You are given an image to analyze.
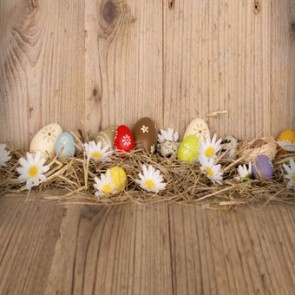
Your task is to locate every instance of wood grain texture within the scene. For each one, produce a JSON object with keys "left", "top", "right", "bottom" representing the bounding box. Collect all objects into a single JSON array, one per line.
[
  {"left": 0, "top": 197, "right": 65, "bottom": 295},
  {"left": 0, "top": 0, "right": 85, "bottom": 148},
  {"left": 84, "top": 0, "right": 163, "bottom": 138},
  {"left": 0, "top": 0, "right": 294, "bottom": 148},
  {"left": 0, "top": 197, "right": 295, "bottom": 294}
]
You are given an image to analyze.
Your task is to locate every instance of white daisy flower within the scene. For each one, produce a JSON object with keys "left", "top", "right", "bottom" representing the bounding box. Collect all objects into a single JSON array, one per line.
[
  {"left": 84, "top": 141, "right": 112, "bottom": 161},
  {"left": 236, "top": 163, "right": 253, "bottom": 181},
  {"left": 283, "top": 159, "right": 295, "bottom": 190},
  {"left": 199, "top": 156, "right": 223, "bottom": 185},
  {"left": 94, "top": 172, "right": 117, "bottom": 197},
  {"left": 136, "top": 165, "right": 166, "bottom": 193},
  {"left": 17, "top": 152, "right": 49, "bottom": 190},
  {"left": 0, "top": 144, "right": 11, "bottom": 167},
  {"left": 158, "top": 128, "right": 179, "bottom": 143},
  {"left": 199, "top": 133, "right": 222, "bottom": 160}
]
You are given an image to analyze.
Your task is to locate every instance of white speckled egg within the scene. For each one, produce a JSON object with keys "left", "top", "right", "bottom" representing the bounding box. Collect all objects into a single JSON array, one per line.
[
  {"left": 55, "top": 132, "right": 75, "bottom": 159},
  {"left": 183, "top": 118, "right": 210, "bottom": 142},
  {"left": 30, "top": 123, "right": 63, "bottom": 158}
]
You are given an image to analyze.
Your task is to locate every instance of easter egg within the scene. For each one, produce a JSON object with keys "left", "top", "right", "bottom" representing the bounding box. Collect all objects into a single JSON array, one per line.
[
  {"left": 133, "top": 117, "right": 157, "bottom": 153},
  {"left": 55, "top": 132, "right": 75, "bottom": 159},
  {"left": 252, "top": 155, "right": 273, "bottom": 181},
  {"left": 277, "top": 129, "right": 295, "bottom": 152},
  {"left": 221, "top": 135, "right": 238, "bottom": 159},
  {"left": 30, "top": 123, "right": 63, "bottom": 158},
  {"left": 183, "top": 118, "right": 210, "bottom": 142},
  {"left": 159, "top": 141, "right": 178, "bottom": 158},
  {"left": 96, "top": 125, "right": 117, "bottom": 150},
  {"left": 108, "top": 166, "right": 127, "bottom": 192},
  {"left": 177, "top": 135, "right": 199, "bottom": 163},
  {"left": 114, "top": 125, "right": 135, "bottom": 152}
]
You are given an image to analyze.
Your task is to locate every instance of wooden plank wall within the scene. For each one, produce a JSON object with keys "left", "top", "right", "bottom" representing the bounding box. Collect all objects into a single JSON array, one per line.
[{"left": 0, "top": 0, "right": 294, "bottom": 149}]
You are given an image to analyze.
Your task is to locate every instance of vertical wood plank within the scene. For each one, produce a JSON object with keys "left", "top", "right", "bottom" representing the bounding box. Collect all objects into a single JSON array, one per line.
[
  {"left": 163, "top": 0, "right": 274, "bottom": 139},
  {"left": 0, "top": 0, "right": 85, "bottom": 149},
  {"left": 270, "top": 0, "right": 295, "bottom": 136},
  {"left": 84, "top": 0, "right": 163, "bottom": 138}
]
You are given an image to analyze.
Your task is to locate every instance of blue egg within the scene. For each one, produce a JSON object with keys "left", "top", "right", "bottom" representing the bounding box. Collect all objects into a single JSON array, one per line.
[{"left": 55, "top": 132, "right": 75, "bottom": 158}]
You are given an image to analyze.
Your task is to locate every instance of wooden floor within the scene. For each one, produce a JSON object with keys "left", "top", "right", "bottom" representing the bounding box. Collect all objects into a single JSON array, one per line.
[{"left": 0, "top": 196, "right": 294, "bottom": 295}]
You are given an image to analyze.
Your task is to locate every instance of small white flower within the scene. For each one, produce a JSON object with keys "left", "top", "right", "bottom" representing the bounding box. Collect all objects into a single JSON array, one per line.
[
  {"left": 141, "top": 125, "right": 149, "bottom": 133},
  {"left": 200, "top": 156, "right": 223, "bottom": 185},
  {"left": 283, "top": 159, "right": 295, "bottom": 190},
  {"left": 122, "top": 135, "right": 131, "bottom": 147},
  {"left": 0, "top": 144, "right": 11, "bottom": 167},
  {"left": 199, "top": 133, "right": 222, "bottom": 160},
  {"left": 94, "top": 172, "right": 117, "bottom": 197},
  {"left": 17, "top": 152, "right": 49, "bottom": 190},
  {"left": 158, "top": 128, "right": 179, "bottom": 143},
  {"left": 236, "top": 163, "right": 252, "bottom": 181},
  {"left": 84, "top": 141, "right": 112, "bottom": 161},
  {"left": 136, "top": 165, "right": 166, "bottom": 193}
]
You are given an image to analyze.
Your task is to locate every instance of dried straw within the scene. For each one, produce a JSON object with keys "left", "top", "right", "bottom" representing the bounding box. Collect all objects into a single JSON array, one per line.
[{"left": 1, "top": 142, "right": 295, "bottom": 208}]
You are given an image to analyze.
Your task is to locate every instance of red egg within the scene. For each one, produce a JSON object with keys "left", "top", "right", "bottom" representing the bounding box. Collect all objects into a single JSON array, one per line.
[{"left": 114, "top": 125, "right": 135, "bottom": 152}]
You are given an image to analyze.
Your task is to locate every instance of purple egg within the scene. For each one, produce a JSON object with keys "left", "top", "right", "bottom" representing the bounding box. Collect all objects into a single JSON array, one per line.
[{"left": 252, "top": 155, "right": 273, "bottom": 181}]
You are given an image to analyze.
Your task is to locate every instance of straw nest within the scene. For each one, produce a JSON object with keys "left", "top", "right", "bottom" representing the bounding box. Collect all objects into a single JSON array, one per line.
[{"left": 1, "top": 138, "right": 294, "bottom": 208}]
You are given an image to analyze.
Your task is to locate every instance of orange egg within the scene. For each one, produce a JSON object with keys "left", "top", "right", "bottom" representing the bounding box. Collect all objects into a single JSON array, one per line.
[{"left": 277, "top": 129, "right": 295, "bottom": 143}]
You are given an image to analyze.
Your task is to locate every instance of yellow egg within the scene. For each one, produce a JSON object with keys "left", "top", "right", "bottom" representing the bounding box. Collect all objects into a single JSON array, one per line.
[
  {"left": 277, "top": 129, "right": 295, "bottom": 143},
  {"left": 177, "top": 135, "right": 199, "bottom": 163},
  {"left": 108, "top": 166, "right": 127, "bottom": 192}
]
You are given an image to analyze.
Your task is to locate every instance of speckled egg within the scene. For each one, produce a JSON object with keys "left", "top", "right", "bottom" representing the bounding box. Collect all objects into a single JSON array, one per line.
[
  {"left": 114, "top": 125, "right": 135, "bottom": 152},
  {"left": 133, "top": 117, "right": 157, "bottom": 153},
  {"left": 252, "top": 155, "right": 274, "bottom": 181},
  {"left": 55, "top": 132, "right": 75, "bottom": 159},
  {"left": 96, "top": 125, "right": 117, "bottom": 150},
  {"left": 221, "top": 135, "right": 238, "bottom": 159},
  {"left": 159, "top": 141, "right": 178, "bottom": 158},
  {"left": 183, "top": 118, "right": 210, "bottom": 142},
  {"left": 177, "top": 135, "right": 199, "bottom": 163},
  {"left": 30, "top": 123, "right": 63, "bottom": 158}
]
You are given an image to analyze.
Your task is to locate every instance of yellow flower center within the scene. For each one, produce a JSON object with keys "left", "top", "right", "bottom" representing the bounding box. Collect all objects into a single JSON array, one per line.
[
  {"left": 292, "top": 174, "right": 295, "bottom": 182},
  {"left": 28, "top": 165, "right": 39, "bottom": 177},
  {"left": 92, "top": 151, "right": 102, "bottom": 159},
  {"left": 145, "top": 179, "right": 156, "bottom": 189},
  {"left": 102, "top": 183, "right": 113, "bottom": 194},
  {"left": 205, "top": 146, "right": 215, "bottom": 158},
  {"left": 205, "top": 167, "right": 214, "bottom": 177}
]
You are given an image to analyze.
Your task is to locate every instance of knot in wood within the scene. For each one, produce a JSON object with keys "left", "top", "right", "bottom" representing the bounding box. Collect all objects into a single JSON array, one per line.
[{"left": 102, "top": 1, "right": 118, "bottom": 25}]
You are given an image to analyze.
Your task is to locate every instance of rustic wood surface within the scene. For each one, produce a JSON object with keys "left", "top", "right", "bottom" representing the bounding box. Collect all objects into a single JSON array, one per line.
[
  {"left": 0, "top": 196, "right": 294, "bottom": 295},
  {"left": 0, "top": 0, "right": 295, "bottom": 148}
]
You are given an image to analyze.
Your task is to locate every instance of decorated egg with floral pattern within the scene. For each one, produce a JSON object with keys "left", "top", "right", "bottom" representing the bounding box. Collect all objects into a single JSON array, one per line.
[
  {"left": 183, "top": 118, "right": 210, "bottom": 142},
  {"left": 30, "top": 123, "right": 63, "bottom": 158},
  {"left": 114, "top": 125, "right": 135, "bottom": 152},
  {"left": 133, "top": 117, "right": 157, "bottom": 153}
]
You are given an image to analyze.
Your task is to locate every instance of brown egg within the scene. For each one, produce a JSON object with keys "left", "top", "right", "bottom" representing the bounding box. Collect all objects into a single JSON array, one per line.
[{"left": 133, "top": 117, "right": 157, "bottom": 153}]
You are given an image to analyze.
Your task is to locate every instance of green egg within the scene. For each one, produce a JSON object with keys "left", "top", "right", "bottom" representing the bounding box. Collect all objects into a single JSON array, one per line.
[{"left": 177, "top": 135, "right": 199, "bottom": 163}]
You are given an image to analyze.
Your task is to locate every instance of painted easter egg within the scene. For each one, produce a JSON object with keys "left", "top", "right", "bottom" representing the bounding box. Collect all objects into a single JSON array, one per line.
[
  {"left": 55, "top": 132, "right": 75, "bottom": 159},
  {"left": 177, "top": 135, "right": 199, "bottom": 163},
  {"left": 221, "top": 135, "right": 238, "bottom": 159},
  {"left": 159, "top": 141, "right": 178, "bottom": 158},
  {"left": 252, "top": 155, "right": 273, "bottom": 181},
  {"left": 108, "top": 166, "right": 127, "bottom": 192},
  {"left": 30, "top": 123, "right": 63, "bottom": 158},
  {"left": 133, "top": 117, "right": 157, "bottom": 153},
  {"left": 114, "top": 125, "right": 135, "bottom": 152},
  {"left": 277, "top": 129, "right": 295, "bottom": 152},
  {"left": 96, "top": 125, "right": 117, "bottom": 150},
  {"left": 183, "top": 118, "right": 210, "bottom": 142}
]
